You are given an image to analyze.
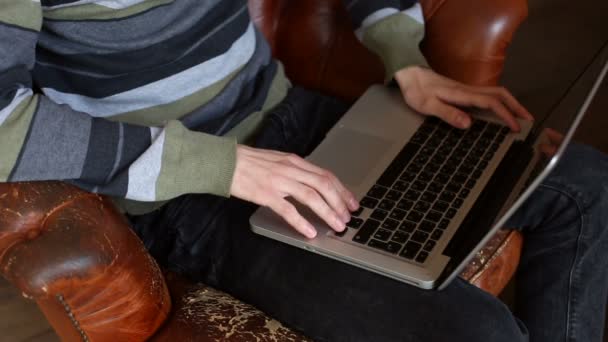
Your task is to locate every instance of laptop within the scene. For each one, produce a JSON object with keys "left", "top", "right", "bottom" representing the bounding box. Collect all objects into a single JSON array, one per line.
[{"left": 250, "top": 59, "right": 608, "bottom": 290}]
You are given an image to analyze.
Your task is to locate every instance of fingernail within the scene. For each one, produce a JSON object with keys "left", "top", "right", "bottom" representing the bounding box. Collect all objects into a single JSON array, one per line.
[
  {"left": 306, "top": 224, "right": 317, "bottom": 238},
  {"left": 335, "top": 217, "right": 346, "bottom": 231},
  {"left": 350, "top": 198, "right": 359, "bottom": 209},
  {"left": 342, "top": 210, "right": 351, "bottom": 222},
  {"left": 459, "top": 115, "right": 471, "bottom": 128}
]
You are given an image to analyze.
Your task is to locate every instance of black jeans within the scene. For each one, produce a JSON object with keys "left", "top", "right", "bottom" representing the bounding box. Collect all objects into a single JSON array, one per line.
[{"left": 130, "top": 87, "right": 608, "bottom": 342}]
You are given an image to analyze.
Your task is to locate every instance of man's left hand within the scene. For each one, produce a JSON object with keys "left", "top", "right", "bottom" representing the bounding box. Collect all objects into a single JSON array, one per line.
[{"left": 394, "top": 66, "right": 534, "bottom": 131}]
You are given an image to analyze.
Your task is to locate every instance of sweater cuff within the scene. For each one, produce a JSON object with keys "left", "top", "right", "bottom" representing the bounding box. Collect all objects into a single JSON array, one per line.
[
  {"left": 360, "top": 13, "right": 429, "bottom": 82},
  {"left": 155, "top": 120, "right": 237, "bottom": 200}
]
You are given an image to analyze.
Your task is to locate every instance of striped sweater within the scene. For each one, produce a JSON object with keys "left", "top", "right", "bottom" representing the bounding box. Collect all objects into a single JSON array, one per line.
[{"left": 0, "top": 0, "right": 426, "bottom": 213}]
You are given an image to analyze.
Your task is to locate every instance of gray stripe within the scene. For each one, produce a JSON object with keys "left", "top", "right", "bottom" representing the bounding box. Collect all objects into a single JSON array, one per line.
[
  {"left": 10, "top": 96, "right": 92, "bottom": 181},
  {"left": 0, "top": 23, "right": 39, "bottom": 69},
  {"left": 38, "top": 0, "right": 223, "bottom": 55},
  {"left": 42, "top": 0, "right": 149, "bottom": 10},
  {"left": 42, "top": 23, "right": 256, "bottom": 117},
  {"left": 182, "top": 28, "right": 272, "bottom": 128}
]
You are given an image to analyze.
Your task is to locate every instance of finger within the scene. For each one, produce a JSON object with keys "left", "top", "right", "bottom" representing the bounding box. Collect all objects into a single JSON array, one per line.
[
  {"left": 544, "top": 128, "right": 565, "bottom": 145},
  {"left": 287, "top": 181, "right": 347, "bottom": 232},
  {"left": 424, "top": 99, "right": 472, "bottom": 129},
  {"left": 435, "top": 87, "right": 520, "bottom": 131},
  {"left": 473, "top": 86, "right": 534, "bottom": 121},
  {"left": 539, "top": 143, "right": 558, "bottom": 157},
  {"left": 283, "top": 155, "right": 359, "bottom": 211},
  {"left": 269, "top": 199, "right": 317, "bottom": 238},
  {"left": 276, "top": 163, "right": 351, "bottom": 222}
]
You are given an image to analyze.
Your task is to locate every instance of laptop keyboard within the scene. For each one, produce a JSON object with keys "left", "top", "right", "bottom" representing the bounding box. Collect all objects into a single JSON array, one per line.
[{"left": 339, "top": 117, "right": 510, "bottom": 264}]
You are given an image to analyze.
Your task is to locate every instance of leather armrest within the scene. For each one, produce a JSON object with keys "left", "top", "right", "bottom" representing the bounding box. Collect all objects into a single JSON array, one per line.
[
  {"left": 0, "top": 182, "right": 171, "bottom": 342},
  {"left": 421, "top": 0, "right": 528, "bottom": 86}
]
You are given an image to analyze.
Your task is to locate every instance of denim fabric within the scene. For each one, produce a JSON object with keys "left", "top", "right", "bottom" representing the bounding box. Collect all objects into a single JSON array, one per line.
[{"left": 130, "top": 87, "right": 608, "bottom": 342}]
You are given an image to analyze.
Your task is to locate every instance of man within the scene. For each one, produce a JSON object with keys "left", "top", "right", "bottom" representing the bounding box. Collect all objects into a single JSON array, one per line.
[{"left": 1, "top": 0, "right": 607, "bottom": 341}]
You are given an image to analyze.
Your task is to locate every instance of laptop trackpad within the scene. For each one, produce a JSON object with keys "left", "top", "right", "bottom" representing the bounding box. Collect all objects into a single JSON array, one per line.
[{"left": 309, "top": 128, "right": 394, "bottom": 187}]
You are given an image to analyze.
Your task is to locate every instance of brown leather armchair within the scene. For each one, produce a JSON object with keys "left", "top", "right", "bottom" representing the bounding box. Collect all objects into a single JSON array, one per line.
[{"left": 0, "top": 0, "right": 527, "bottom": 340}]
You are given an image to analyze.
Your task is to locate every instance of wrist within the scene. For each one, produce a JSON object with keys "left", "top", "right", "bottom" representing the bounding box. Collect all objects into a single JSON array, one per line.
[{"left": 393, "top": 65, "right": 423, "bottom": 92}]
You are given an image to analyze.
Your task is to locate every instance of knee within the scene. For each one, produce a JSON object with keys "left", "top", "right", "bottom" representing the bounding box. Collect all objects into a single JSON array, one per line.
[
  {"left": 439, "top": 281, "right": 528, "bottom": 342},
  {"left": 545, "top": 143, "right": 608, "bottom": 208}
]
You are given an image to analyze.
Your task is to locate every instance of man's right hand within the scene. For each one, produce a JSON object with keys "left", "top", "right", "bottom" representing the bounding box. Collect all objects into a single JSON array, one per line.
[{"left": 230, "top": 145, "right": 359, "bottom": 238}]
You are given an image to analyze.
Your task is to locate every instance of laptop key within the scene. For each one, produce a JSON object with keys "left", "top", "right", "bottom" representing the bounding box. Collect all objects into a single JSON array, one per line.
[
  {"left": 460, "top": 188, "right": 471, "bottom": 199},
  {"left": 413, "top": 201, "right": 431, "bottom": 213},
  {"left": 404, "top": 190, "right": 421, "bottom": 201},
  {"left": 373, "top": 229, "right": 392, "bottom": 241},
  {"left": 427, "top": 182, "right": 443, "bottom": 193},
  {"left": 400, "top": 241, "right": 422, "bottom": 259},
  {"left": 432, "top": 201, "right": 449, "bottom": 212},
  {"left": 353, "top": 219, "right": 380, "bottom": 244},
  {"left": 439, "top": 191, "right": 456, "bottom": 203},
  {"left": 347, "top": 217, "right": 364, "bottom": 229},
  {"left": 435, "top": 173, "right": 450, "bottom": 184},
  {"left": 367, "top": 185, "right": 388, "bottom": 199},
  {"left": 381, "top": 218, "right": 399, "bottom": 231},
  {"left": 411, "top": 231, "right": 429, "bottom": 244},
  {"left": 407, "top": 211, "right": 424, "bottom": 223},
  {"left": 431, "top": 229, "right": 443, "bottom": 240},
  {"left": 416, "top": 251, "right": 429, "bottom": 263},
  {"left": 371, "top": 209, "right": 388, "bottom": 221},
  {"left": 423, "top": 240, "right": 436, "bottom": 252},
  {"left": 400, "top": 171, "right": 416, "bottom": 182},
  {"left": 411, "top": 180, "right": 427, "bottom": 192},
  {"left": 438, "top": 219, "right": 450, "bottom": 230},
  {"left": 368, "top": 239, "right": 389, "bottom": 251},
  {"left": 389, "top": 209, "right": 407, "bottom": 221},
  {"left": 410, "top": 131, "right": 428, "bottom": 145},
  {"left": 378, "top": 199, "right": 396, "bottom": 211},
  {"left": 465, "top": 179, "right": 477, "bottom": 189},
  {"left": 421, "top": 192, "right": 437, "bottom": 204},
  {"left": 452, "top": 173, "right": 468, "bottom": 184},
  {"left": 425, "top": 210, "right": 443, "bottom": 223},
  {"left": 360, "top": 197, "right": 378, "bottom": 209},
  {"left": 425, "top": 162, "right": 441, "bottom": 174},
  {"left": 471, "top": 169, "right": 483, "bottom": 179},
  {"left": 385, "top": 242, "right": 403, "bottom": 254},
  {"left": 335, "top": 227, "right": 348, "bottom": 237},
  {"left": 399, "top": 221, "right": 416, "bottom": 233},
  {"left": 393, "top": 180, "right": 409, "bottom": 192},
  {"left": 445, "top": 182, "right": 461, "bottom": 193},
  {"left": 419, "top": 171, "right": 434, "bottom": 182},
  {"left": 445, "top": 208, "right": 457, "bottom": 219},
  {"left": 397, "top": 199, "right": 414, "bottom": 211},
  {"left": 392, "top": 231, "right": 409, "bottom": 243},
  {"left": 452, "top": 198, "right": 464, "bottom": 209},
  {"left": 386, "top": 190, "right": 403, "bottom": 201},
  {"left": 406, "top": 163, "right": 423, "bottom": 174},
  {"left": 419, "top": 220, "right": 436, "bottom": 232}
]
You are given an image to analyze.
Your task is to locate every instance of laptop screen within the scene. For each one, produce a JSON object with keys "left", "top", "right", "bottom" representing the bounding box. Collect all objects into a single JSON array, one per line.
[{"left": 437, "top": 59, "right": 608, "bottom": 289}]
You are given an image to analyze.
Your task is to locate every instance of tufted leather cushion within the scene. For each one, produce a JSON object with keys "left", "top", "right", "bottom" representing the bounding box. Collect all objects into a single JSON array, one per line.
[{"left": 0, "top": 182, "right": 171, "bottom": 341}]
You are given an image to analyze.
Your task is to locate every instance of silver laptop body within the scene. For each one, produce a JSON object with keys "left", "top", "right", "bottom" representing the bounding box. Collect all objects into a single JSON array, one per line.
[{"left": 250, "top": 60, "right": 608, "bottom": 290}]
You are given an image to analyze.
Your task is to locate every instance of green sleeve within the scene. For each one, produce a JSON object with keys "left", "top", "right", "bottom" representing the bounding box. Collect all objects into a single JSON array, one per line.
[
  {"left": 359, "top": 13, "right": 429, "bottom": 82},
  {"left": 155, "top": 120, "right": 237, "bottom": 200}
]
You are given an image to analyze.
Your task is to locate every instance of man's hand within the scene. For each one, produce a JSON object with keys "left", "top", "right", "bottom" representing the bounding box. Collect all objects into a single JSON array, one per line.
[
  {"left": 394, "top": 66, "right": 534, "bottom": 131},
  {"left": 539, "top": 128, "right": 564, "bottom": 157},
  {"left": 230, "top": 145, "right": 359, "bottom": 238}
]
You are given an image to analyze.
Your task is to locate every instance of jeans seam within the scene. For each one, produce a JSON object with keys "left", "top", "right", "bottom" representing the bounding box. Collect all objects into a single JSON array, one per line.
[{"left": 538, "top": 183, "right": 585, "bottom": 342}]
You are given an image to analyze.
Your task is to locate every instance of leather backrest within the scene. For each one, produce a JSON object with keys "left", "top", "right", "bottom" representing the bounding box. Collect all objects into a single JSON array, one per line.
[{"left": 249, "top": 0, "right": 528, "bottom": 101}]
